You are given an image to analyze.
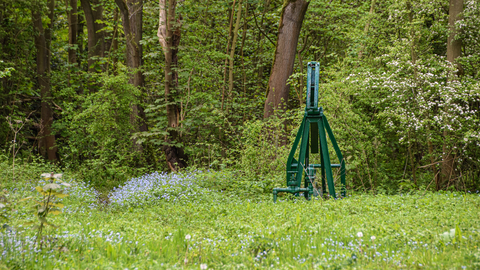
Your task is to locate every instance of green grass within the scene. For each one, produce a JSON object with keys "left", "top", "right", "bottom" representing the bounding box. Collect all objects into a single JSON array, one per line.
[{"left": 1, "top": 165, "right": 479, "bottom": 269}]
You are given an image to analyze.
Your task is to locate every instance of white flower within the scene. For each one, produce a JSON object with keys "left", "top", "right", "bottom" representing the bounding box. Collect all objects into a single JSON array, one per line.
[
  {"left": 357, "top": 232, "right": 363, "bottom": 237},
  {"left": 200, "top": 264, "right": 208, "bottom": 270},
  {"left": 40, "top": 173, "right": 63, "bottom": 180},
  {"left": 184, "top": 258, "right": 188, "bottom": 264},
  {"left": 371, "top": 236, "right": 376, "bottom": 240},
  {"left": 185, "top": 234, "right": 191, "bottom": 240}
]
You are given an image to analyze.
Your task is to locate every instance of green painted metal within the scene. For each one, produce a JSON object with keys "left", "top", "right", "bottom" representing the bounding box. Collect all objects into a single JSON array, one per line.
[{"left": 273, "top": 61, "right": 346, "bottom": 203}]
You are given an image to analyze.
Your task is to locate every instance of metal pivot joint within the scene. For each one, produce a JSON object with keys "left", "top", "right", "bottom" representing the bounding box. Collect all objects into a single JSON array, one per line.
[{"left": 273, "top": 61, "right": 346, "bottom": 202}]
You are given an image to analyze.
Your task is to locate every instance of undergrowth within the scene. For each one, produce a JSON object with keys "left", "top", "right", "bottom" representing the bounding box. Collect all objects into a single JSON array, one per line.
[{"left": 1, "top": 161, "right": 479, "bottom": 269}]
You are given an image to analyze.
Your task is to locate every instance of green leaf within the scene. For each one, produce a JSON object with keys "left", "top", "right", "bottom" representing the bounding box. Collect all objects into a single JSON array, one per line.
[
  {"left": 35, "top": 186, "right": 43, "bottom": 193},
  {"left": 455, "top": 224, "right": 462, "bottom": 242}
]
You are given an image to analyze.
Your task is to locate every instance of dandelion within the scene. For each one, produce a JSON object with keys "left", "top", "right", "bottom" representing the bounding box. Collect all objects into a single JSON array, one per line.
[
  {"left": 357, "top": 232, "right": 363, "bottom": 238},
  {"left": 200, "top": 263, "right": 208, "bottom": 269},
  {"left": 185, "top": 234, "right": 191, "bottom": 240},
  {"left": 371, "top": 236, "right": 376, "bottom": 241}
]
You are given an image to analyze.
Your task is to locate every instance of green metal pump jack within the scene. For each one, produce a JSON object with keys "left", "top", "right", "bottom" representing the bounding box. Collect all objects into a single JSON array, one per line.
[{"left": 273, "top": 62, "right": 346, "bottom": 202}]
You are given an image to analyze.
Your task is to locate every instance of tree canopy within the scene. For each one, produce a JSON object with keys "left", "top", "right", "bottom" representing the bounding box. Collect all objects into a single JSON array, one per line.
[{"left": 1, "top": 0, "right": 479, "bottom": 192}]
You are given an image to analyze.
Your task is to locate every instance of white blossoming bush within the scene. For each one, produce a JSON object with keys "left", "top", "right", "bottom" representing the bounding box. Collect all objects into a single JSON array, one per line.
[
  {"left": 109, "top": 171, "right": 209, "bottom": 207},
  {"left": 347, "top": 54, "right": 480, "bottom": 188}
]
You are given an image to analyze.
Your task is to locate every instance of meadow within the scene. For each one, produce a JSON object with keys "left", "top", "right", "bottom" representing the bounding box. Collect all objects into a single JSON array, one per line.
[{"left": 1, "top": 164, "right": 479, "bottom": 269}]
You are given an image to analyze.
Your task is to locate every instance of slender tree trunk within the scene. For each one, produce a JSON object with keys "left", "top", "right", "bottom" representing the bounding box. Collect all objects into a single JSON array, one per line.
[
  {"left": 407, "top": 0, "right": 418, "bottom": 185},
  {"left": 263, "top": 0, "right": 309, "bottom": 119},
  {"left": 80, "top": 0, "right": 105, "bottom": 73},
  {"left": 77, "top": 11, "right": 84, "bottom": 58},
  {"left": 221, "top": 0, "right": 236, "bottom": 111},
  {"left": 240, "top": 2, "right": 248, "bottom": 122},
  {"left": 428, "top": 139, "right": 439, "bottom": 190},
  {"left": 228, "top": 0, "right": 242, "bottom": 107},
  {"left": 115, "top": 0, "right": 148, "bottom": 142},
  {"left": 111, "top": 7, "right": 119, "bottom": 75},
  {"left": 67, "top": 0, "right": 78, "bottom": 90},
  {"left": 158, "top": 0, "right": 187, "bottom": 171},
  {"left": 442, "top": 0, "right": 463, "bottom": 187},
  {"left": 32, "top": 5, "right": 57, "bottom": 162}
]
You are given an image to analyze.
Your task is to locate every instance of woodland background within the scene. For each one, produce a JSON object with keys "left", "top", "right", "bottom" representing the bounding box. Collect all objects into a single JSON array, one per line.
[{"left": 1, "top": 0, "right": 479, "bottom": 193}]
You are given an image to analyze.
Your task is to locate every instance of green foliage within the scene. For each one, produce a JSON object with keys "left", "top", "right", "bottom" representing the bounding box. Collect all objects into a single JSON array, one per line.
[{"left": 53, "top": 73, "right": 150, "bottom": 188}]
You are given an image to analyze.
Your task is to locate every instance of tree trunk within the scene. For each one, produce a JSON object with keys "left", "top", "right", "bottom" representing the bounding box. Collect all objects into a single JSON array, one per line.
[
  {"left": 77, "top": 11, "right": 84, "bottom": 58},
  {"left": 263, "top": 0, "right": 309, "bottom": 119},
  {"left": 111, "top": 7, "right": 119, "bottom": 75},
  {"left": 158, "top": 0, "right": 188, "bottom": 171},
  {"left": 221, "top": 0, "right": 237, "bottom": 111},
  {"left": 442, "top": 0, "right": 463, "bottom": 187},
  {"left": 228, "top": 0, "right": 243, "bottom": 108},
  {"left": 80, "top": 0, "right": 105, "bottom": 73},
  {"left": 32, "top": 5, "right": 57, "bottom": 162},
  {"left": 115, "top": 0, "right": 148, "bottom": 142},
  {"left": 67, "top": 0, "right": 78, "bottom": 65},
  {"left": 447, "top": 0, "right": 463, "bottom": 73}
]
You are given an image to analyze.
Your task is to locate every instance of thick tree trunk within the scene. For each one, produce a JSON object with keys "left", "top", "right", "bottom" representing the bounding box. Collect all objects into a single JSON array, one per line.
[
  {"left": 115, "top": 0, "right": 148, "bottom": 141},
  {"left": 158, "top": 0, "right": 188, "bottom": 171},
  {"left": 442, "top": 0, "right": 463, "bottom": 188},
  {"left": 32, "top": 6, "right": 57, "bottom": 162},
  {"left": 263, "top": 0, "right": 309, "bottom": 119},
  {"left": 115, "top": 0, "right": 143, "bottom": 87},
  {"left": 67, "top": 0, "right": 78, "bottom": 65},
  {"left": 447, "top": 0, "right": 463, "bottom": 73},
  {"left": 80, "top": 0, "right": 105, "bottom": 73}
]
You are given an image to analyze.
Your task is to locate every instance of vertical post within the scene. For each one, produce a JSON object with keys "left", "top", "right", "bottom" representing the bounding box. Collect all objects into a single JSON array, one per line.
[{"left": 306, "top": 62, "right": 320, "bottom": 110}]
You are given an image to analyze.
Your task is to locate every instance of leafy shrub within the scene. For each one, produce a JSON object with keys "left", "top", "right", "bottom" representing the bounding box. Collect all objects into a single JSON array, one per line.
[{"left": 53, "top": 74, "right": 153, "bottom": 188}]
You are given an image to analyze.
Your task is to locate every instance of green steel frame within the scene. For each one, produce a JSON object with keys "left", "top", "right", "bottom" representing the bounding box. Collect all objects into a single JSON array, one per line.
[{"left": 273, "top": 62, "right": 346, "bottom": 202}]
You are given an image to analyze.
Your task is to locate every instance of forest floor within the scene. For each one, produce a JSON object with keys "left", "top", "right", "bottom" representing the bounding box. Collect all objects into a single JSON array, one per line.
[{"left": 1, "top": 167, "right": 479, "bottom": 269}]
